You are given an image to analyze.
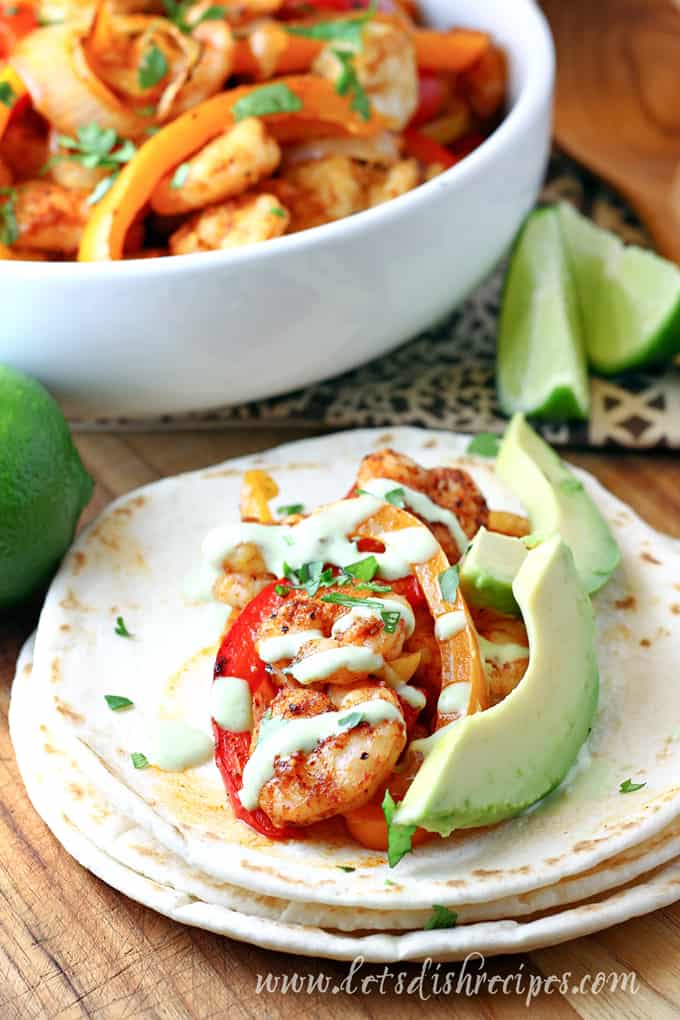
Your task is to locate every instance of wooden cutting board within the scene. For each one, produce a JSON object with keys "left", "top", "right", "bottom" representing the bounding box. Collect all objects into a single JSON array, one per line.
[
  {"left": 542, "top": 0, "right": 680, "bottom": 263},
  {"left": 2, "top": 429, "right": 680, "bottom": 1019}
]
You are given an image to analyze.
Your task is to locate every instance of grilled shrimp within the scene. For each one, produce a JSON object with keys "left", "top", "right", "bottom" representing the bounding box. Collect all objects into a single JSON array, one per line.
[
  {"left": 256, "top": 683, "right": 406, "bottom": 826},
  {"left": 314, "top": 21, "right": 418, "bottom": 130},
  {"left": 12, "top": 180, "right": 90, "bottom": 254},
  {"left": 213, "top": 541, "right": 271, "bottom": 609},
  {"left": 151, "top": 118, "right": 281, "bottom": 215},
  {"left": 474, "top": 608, "right": 529, "bottom": 705},
  {"left": 271, "top": 155, "right": 366, "bottom": 232},
  {"left": 169, "top": 193, "right": 289, "bottom": 254},
  {"left": 365, "top": 158, "right": 420, "bottom": 207},
  {"left": 356, "top": 448, "right": 489, "bottom": 560}
]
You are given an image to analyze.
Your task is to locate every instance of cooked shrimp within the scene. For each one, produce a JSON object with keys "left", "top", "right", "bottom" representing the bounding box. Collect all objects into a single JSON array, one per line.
[
  {"left": 46, "top": 130, "right": 111, "bottom": 193},
  {"left": 213, "top": 541, "right": 271, "bottom": 609},
  {"left": 282, "top": 131, "right": 402, "bottom": 168},
  {"left": 365, "top": 158, "right": 420, "bottom": 207},
  {"left": 355, "top": 448, "right": 489, "bottom": 560},
  {"left": 271, "top": 155, "right": 366, "bottom": 232},
  {"left": 314, "top": 21, "right": 418, "bottom": 130},
  {"left": 169, "top": 193, "right": 289, "bottom": 254},
  {"left": 12, "top": 180, "right": 90, "bottom": 254},
  {"left": 256, "top": 683, "right": 406, "bottom": 825},
  {"left": 151, "top": 118, "right": 281, "bottom": 215},
  {"left": 474, "top": 607, "right": 528, "bottom": 704}
]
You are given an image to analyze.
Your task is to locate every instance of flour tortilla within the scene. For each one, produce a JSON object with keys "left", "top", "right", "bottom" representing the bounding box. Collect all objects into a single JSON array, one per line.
[
  {"left": 12, "top": 639, "right": 680, "bottom": 962},
  {"left": 24, "top": 428, "right": 680, "bottom": 913}
]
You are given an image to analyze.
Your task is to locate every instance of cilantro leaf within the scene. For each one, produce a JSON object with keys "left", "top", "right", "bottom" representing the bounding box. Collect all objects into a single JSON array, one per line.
[
  {"left": 277, "top": 502, "right": 304, "bottom": 516},
  {"left": 0, "top": 187, "right": 18, "bottom": 246},
  {"left": 232, "top": 83, "right": 303, "bottom": 122},
  {"left": 438, "top": 565, "right": 460, "bottom": 603},
  {"left": 0, "top": 81, "right": 16, "bottom": 108},
  {"left": 466, "top": 433, "right": 501, "bottom": 457},
  {"left": 104, "top": 695, "right": 134, "bottom": 711},
  {"left": 620, "top": 778, "right": 646, "bottom": 794},
  {"left": 424, "top": 905, "right": 458, "bottom": 930},
  {"left": 338, "top": 865, "right": 356, "bottom": 872},
  {"left": 332, "top": 48, "right": 371, "bottom": 121},
  {"left": 382, "top": 790, "right": 415, "bottom": 868},
  {"left": 285, "top": 8, "right": 374, "bottom": 51},
  {"left": 274, "top": 583, "right": 290, "bottom": 597},
  {"left": 380, "top": 610, "right": 401, "bottom": 634},
  {"left": 86, "top": 175, "right": 117, "bottom": 206},
  {"left": 384, "top": 487, "right": 406, "bottom": 508},
  {"left": 114, "top": 616, "right": 133, "bottom": 638},
  {"left": 131, "top": 752, "right": 149, "bottom": 769},
  {"left": 170, "top": 162, "right": 190, "bottom": 189},
  {"left": 321, "top": 592, "right": 402, "bottom": 632},
  {"left": 139, "top": 44, "right": 169, "bottom": 90},
  {"left": 343, "top": 556, "right": 379, "bottom": 582},
  {"left": 44, "top": 124, "right": 136, "bottom": 179},
  {"left": 162, "top": 0, "right": 225, "bottom": 33}
]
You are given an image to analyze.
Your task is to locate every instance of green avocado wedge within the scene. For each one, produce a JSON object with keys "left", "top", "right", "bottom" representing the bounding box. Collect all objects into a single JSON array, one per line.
[
  {"left": 496, "top": 207, "right": 590, "bottom": 421},
  {"left": 459, "top": 527, "right": 527, "bottom": 616},
  {"left": 393, "top": 537, "right": 599, "bottom": 836},
  {"left": 496, "top": 414, "right": 620, "bottom": 594},
  {"left": 558, "top": 202, "right": 680, "bottom": 375}
]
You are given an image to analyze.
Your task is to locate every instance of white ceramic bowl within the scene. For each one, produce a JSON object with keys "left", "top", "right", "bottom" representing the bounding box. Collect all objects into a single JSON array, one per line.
[{"left": 0, "top": 0, "right": 554, "bottom": 418}]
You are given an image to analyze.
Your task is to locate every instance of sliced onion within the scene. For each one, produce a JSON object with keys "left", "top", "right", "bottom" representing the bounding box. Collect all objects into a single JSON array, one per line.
[
  {"left": 12, "top": 24, "right": 151, "bottom": 139},
  {"left": 282, "top": 130, "right": 402, "bottom": 167}
]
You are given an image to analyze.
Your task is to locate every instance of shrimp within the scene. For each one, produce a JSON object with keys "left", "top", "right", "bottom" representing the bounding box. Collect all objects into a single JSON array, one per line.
[
  {"left": 12, "top": 180, "right": 90, "bottom": 255},
  {"left": 365, "top": 158, "right": 420, "bottom": 207},
  {"left": 355, "top": 448, "right": 489, "bottom": 560},
  {"left": 474, "top": 607, "right": 528, "bottom": 705},
  {"left": 151, "top": 118, "right": 281, "bottom": 216},
  {"left": 212, "top": 541, "right": 272, "bottom": 610},
  {"left": 256, "top": 683, "right": 406, "bottom": 826},
  {"left": 169, "top": 193, "right": 289, "bottom": 254},
  {"left": 314, "top": 21, "right": 418, "bottom": 130},
  {"left": 271, "top": 155, "right": 366, "bottom": 233},
  {"left": 45, "top": 130, "right": 111, "bottom": 193}
]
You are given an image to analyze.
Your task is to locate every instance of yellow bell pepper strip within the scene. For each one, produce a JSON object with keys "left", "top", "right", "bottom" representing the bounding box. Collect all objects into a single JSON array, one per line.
[
  {"left": 353, "top": 502, "right": 491, "bottom": 718},
  {"left": 240, "top": 470, "right": 279, "bottom": 524},
  {"left": 0, "top": 65, "right": 27, "bottom": 142},
  {"left": 78, "top": 75, "right": 384, "bottom": 262}
]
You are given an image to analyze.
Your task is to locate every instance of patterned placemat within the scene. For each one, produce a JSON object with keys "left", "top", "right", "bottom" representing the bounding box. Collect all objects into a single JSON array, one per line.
[{"left": 73, "top": 151, "right": 680, "bottom": 448}]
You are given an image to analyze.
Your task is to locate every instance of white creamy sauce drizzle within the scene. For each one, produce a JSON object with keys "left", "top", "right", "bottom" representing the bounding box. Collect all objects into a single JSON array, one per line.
[
  {"left": 478, "top": 636, "right": 529, "bottom": 667},
  {"left": 331, "top": 599, "right": 416, "bottom": 638},
  {"left": 199, "top": 495, "right": 442, "bottom": 599},
  {"left": 394, "top": 684, "right": 427, "bottom": 710},
  {"left": 286, "top": 646, "right": 384, "bottom": 684},
  {"left": 438, "top": 682, "right": 471, "bottom": 716},
  {"left": 434, "top": 610, "right": 467, "bottom": 641},
  {"left": 257, "top": 629, "right": 323, "bottom": 663},
  {"left": 359, "top": 477, "right": 470, "bottom": 556},
  {"left": 211, "top": 676, "right": 253, "bottom": 732},
  {"left": 145, "top": 719, "right": 214, "bottom": 771},
  {"left": 239, "top": 699, "right": 404, "bottom": 809}
]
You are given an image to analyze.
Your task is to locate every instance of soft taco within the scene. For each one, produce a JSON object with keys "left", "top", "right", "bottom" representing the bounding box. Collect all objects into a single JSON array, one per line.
[{"left": 12, "top": 420, "right": 680, "bottom": 959}]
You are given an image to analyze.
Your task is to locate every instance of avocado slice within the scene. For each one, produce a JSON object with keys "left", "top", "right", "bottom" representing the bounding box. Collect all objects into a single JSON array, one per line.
[
  {"left": 393, "top": 537, "right": 599, "bottom": 836},
  {"left": 459, "top": 527, "right": 528, "bottom": 615},
  {"left": 495, "top": 414, "right": 620, "bottom": 594}
]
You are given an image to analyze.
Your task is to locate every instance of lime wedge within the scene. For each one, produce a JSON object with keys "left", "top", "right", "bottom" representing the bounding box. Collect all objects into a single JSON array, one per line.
[
  {"left": 497, "top": 208, "right": 590, "bottom": 421},
  {"left": 558, "top": 202, "right": 680, "bottom": 374}
]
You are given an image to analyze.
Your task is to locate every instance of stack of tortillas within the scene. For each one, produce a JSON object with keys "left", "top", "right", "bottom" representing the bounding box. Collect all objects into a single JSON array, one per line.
[{"left": 11, "top": 429, "right": 680, "bottom": 962}]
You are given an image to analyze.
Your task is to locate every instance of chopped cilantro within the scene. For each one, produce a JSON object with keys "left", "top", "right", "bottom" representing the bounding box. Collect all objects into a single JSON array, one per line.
[
  {"left": 438, "top": 565, "right": 460, "bottom": 603},
  {"left": 424, "top": 905, "right": 458, "bottom": 930},
  {"left": 162, "top": 0, "right": 225, "bottom": 33},
  {"left": 338, "top": 865, "right": 356, "bottom": 872},
  {"left": 384, "top": 878, "right": 396, "bottom": 887},
  {"left": 344, "top": 556, "right": 379, "bottom": 582},
  {"left": 274, "top": 583, "right": 290, "bottom": 597},
  {"left": 270, "top": 206, "right": 287, "bottom": 218},
  {"left": 87, "top": 175, "right": 117, "bottom": 206},
  {"left": 384, "top": 487, "right": 406, "bottom": 508},
  {"left": 332, "top": 48, "right": 371, "bottom": 121},
  {"left": 0, "top": 187, "right": 18, "bottom": 246},
  {"left": 0, "top": 81, "right": 15, "bottom": 108},
  {"left": 380, "top": 609, "right": 401, "bottom": 634},
  {"left": 466, "top": 433, "right": 501, "bottom": 457},
  {"left": 382, "top": 790, "right": 415, "bottom": 868},
  {"left": 321, "top": 592, "right": 402, "bottom": 632},
  {"left": 114, "top": 616, "right": 133, "bottom": 638},
  {"left": 285, "top": 7, "right": 374, "bottom": 51},
  {"left": 620, "top": 778, "right": 646, "bottom": 794},
  {"left": 104, "top": 695, "right": 134, "bottom": 711},
  {"left": 232, "top": 83, "right": 303, "bottom": 122},
  {"left": 560, "top": 477, "right": 584, "bottom": 493},
  {"left": 170, "top": 162, "right": 190, "bottom": 189},
  {"left": 138, "top": 45, "right": 169, "bottom": 90},
  {"left": 277, "top": 502, "right": 304, "bottom": 515},
  {"left": 131, "top": 752, "right": 149, "bottom": 769},
  {"left": 42, "top": 125, "right": 136, "bottom": 194},
  {"left": 284, "top": 560, "right": 334, "bottom": 598}
]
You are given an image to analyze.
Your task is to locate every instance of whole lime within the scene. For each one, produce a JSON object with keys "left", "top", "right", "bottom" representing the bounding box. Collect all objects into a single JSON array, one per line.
[{"left": 0, "top": 364, "right": 93, "bottom": 609}]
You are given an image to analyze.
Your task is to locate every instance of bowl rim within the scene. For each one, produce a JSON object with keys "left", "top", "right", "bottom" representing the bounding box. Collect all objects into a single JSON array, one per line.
[{"left": 1, "top": 0, "right": 554, "bottom": 280}]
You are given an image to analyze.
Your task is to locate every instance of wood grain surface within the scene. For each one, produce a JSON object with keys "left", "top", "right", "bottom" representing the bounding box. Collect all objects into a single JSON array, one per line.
[
  {"left": 2, "top": 428, "right": 680, "bottom": 1020},
  {"left": 542, "top": 0, "right": 680, "bottom": 263}
]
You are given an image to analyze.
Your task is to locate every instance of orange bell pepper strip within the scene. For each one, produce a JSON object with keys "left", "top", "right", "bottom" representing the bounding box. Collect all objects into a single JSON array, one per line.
[
  {"left": 232, "top": 22, "right": 490, "bottom": 79},
  {"left": 353, "top": 503, "right": 490, "bottom": 716},
  {"left": 344, "top": 798, "right": 435, "bottom": 852},
  {"left": 0, "top": 65, "right": 27, "bottom": 142},
  {"left": 0, "top": 241, "right": 16, "bottom": 259},
  {"left": 240, "top": 470, "right": 279, "bottom": 524},
  {"left": 402, "top": 127, "right": 459, "bottom": 170},
  {"left": 78, "top": 75, "right": 385, "bottom": 262}
]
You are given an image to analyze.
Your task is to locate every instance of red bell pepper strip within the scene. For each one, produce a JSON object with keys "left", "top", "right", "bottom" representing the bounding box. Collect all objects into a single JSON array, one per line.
[
  {"left": 0, "top": 3, "right": 37, "bottom": 59},
  {"left": 403, "top": 127, "right": 459, "bottom": 169},
  {"left": 409, "top": 72, "right": 448, "bottom": 129},
  {"left": 213, "top": 580, "right": 297, "bottom": 840}
]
